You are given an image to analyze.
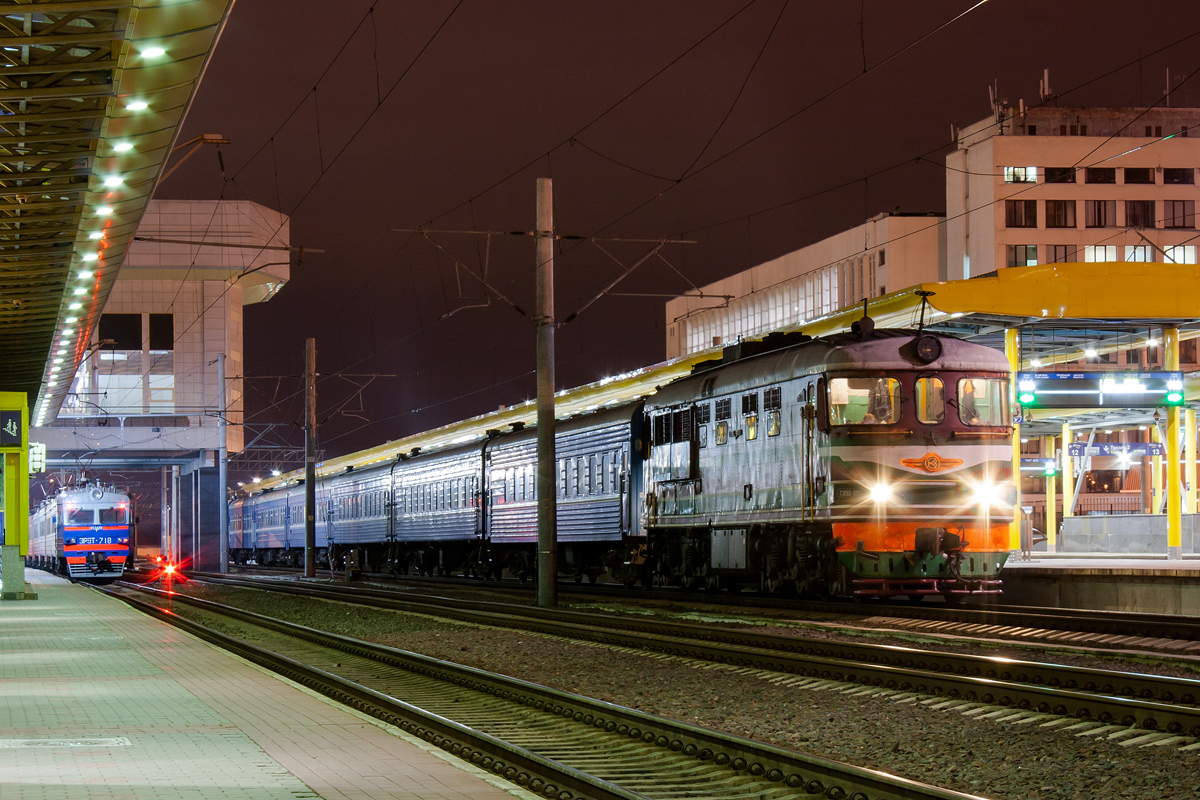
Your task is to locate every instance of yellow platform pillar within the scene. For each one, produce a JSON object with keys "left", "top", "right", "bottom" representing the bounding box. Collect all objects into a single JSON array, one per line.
[
  {"left": 1045, "top": 435, "right": 1057, "bottom": 553},
  {"left": 1186, "top": 408, "right": 1196, "bottom": 516},
  {"left": 1006, "top": 328, "right": 1021, "bottom": 552},
  {"left": 0, "top": 392, "right": 31, "bottom": 600},
  {"left": 1061, "top": 423, "right": 1074, "bottom": 519},
  {"left": 1166, "top": 327, "right": 1183, "bottom": 558}
]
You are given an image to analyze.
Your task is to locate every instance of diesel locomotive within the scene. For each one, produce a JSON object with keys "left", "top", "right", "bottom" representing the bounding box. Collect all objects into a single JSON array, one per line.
[
  {"left": 27, "top": 484, "right": 134, "bottom": 579},
  {"left": 233, "top": 322, "right": 1014, "bottom": 598}
]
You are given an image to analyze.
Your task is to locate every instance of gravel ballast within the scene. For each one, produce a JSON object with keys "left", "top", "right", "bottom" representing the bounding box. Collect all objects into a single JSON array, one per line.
[{"left": 168, "top": 582, "right": 1200, "bottom": 800}]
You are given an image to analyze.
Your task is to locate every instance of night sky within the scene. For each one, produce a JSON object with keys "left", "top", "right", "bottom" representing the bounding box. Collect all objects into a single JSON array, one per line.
[{"left": 155, "top": 0, "right": 1199, "bottom": 472}]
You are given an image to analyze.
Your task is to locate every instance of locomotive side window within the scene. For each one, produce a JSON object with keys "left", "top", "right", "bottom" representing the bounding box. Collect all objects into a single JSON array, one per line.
[
  {"left": 742, "top": 392, "right": 758, "bottom": 440},
  {"left": 764, "top": 386, "right": 782, "bottom": 437},
  {"left": 695, "top": 403, "right": 710, "bottom": 448},
  {"left": 715, "top": 397, "right": 730, "bottom": 445},
  {"left": 915, "top": 377, "right": 946, "bottom": 423},
  {"left": 958, "top": 378, "right": 1010, "bottom": 426},
  {"left": 828, "top": 376, "right": 901, "bottom": 425}
]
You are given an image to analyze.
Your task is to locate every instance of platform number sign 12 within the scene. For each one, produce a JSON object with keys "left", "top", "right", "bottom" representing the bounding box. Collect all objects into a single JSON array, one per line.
[{"left": 0, "top": 410, "right": 20, "bottom": 447}]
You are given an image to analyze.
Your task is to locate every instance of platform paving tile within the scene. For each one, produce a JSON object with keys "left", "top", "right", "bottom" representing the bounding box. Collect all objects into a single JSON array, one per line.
[{"left": 2, "top": 579, "right": 535, "bottom": 800}]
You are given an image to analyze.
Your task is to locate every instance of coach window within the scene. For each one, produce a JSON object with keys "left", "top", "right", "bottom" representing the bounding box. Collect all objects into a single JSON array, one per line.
[
  {"left": 828, "top": 376, "right": 901, "bottom": 424},
  {"left": 915, "top": 377, "right": 945, "bottom": 424},
  {"left": 958, "top": 378, "right": 1009, "bottom": 426}
]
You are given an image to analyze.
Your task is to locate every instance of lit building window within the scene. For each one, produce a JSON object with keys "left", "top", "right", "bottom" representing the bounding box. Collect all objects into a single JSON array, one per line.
[
  {"left": 1003, "top": 166, "right": 1037, "bottom": 183},
  {"left": 1083, "top": 244, "right": 1118, "bottom": 262},
  {"left": 1124, "top": 245, "right": 1152, "bottom": 262},
  {"left": 1006, "top": 244, "right": 1038, "bottom": 267},
  {"left": 1163, "top": 245, "right": 1198, "bottom": 264}
]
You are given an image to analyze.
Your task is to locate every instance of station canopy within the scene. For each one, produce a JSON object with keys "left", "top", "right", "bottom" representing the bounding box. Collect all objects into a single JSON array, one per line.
[
  {"left": 255, "top": 260, "right": 1200, "bottom": 492},
  {"left": 0, "top": 0, "right": 235, "bottom": 419}
]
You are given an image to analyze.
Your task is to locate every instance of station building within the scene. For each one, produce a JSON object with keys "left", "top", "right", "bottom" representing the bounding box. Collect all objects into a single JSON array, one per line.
[
  {"left": 32, "top": 199, "right": 290, "bottom": 568},
  {"left": 664, "top": 103, "right": 1200, "bottom": 553}
]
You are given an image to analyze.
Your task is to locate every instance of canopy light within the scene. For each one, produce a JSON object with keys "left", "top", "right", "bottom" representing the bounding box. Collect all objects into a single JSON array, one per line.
[
  {"left": 126, "top": 100, "right": 148, "bottom": 111},
  {"left": 141, "top": 47, "right": 166, "bottom": 58},
  {"left": 96, "top": 206, "right": 113, "bottom": 215},
  {"left": 102, "top": 176, "right": 123, "bottom": 188},
  {"left": 112, "top": 142, "right": 133, "bottom": 152},
  {"left": 88, "top": 231, "right": 104, "bottom": 239}
]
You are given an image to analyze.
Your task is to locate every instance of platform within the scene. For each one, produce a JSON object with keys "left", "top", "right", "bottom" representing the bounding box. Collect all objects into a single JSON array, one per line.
[
  {"left": 1, "top": 571, "right": 532, "bottom": 800},
  {"left": 1003, "top": 555, "right": 1200, "bottom": 615}
]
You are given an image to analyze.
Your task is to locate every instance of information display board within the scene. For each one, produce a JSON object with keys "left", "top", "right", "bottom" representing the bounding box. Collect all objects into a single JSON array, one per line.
[
  {"left": 1067, "top": 442, "right": 1164, "bottom": 458},
  {"left": 1016, "top": 371, "right": 1184, "bottom": 409}
]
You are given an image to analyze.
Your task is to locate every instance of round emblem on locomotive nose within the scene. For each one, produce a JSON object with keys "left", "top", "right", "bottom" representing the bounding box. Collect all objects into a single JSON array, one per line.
[{"left": 900, "top": 452, "right": 964, "bottom": 473}]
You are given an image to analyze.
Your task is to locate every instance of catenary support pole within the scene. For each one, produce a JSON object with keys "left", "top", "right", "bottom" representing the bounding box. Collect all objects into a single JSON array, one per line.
[
  {"left": 1186, "top": 407, "right": 1196, "bottom": 515},
  {"left": 535, "top": 177, "right": 558, "bottom": 608},
  {"left": 305, "top": 338, "right": 317, "bottom": 578},
  {"left": 218, "top": 353, "right": 229, "bottom": 573},
  {"left": 1005, "top": 328, "right": 1021, "bottom": 552},
  {"left": 1165, "top": 327, "right": 1182, "bottom": 558}
]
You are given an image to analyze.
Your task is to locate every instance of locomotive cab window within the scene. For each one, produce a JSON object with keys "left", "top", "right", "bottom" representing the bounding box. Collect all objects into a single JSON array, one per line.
[
  {"left": 828, "top": 377, "right": 901, "bottom": 425},
  {"left": 915, "top": 377, "right": 946, "bottom": 424},
  {"left": 958, "top": 378, "right": 1009, "bottom": 426}
]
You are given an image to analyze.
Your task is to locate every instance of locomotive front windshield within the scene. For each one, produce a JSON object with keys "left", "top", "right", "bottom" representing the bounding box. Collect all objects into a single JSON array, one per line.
[
  {"left": 66, "top": 507, "right": 93, "bottom": 525},
  {"left": 828, "top": 377, "right": 901, "bottom": 425},
  {"left": 100, "top": 507, "right": 128, "bottom": 524},
  {"left": 830, "top": 373, "right": 1009, "bottom": 427},
  {"left": 958, "top": 378, "right": 1009, "bottom": 426}
]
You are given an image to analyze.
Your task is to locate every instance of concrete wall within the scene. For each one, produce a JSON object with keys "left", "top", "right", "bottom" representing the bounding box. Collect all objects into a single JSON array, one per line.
[{"left": 1060, "top": 513, "right": 1199, "bottom": 554}]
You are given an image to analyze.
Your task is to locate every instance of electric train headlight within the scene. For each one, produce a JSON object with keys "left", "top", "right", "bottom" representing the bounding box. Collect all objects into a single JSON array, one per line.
[
  {"left": 869, "top": 483, "right": 893, "bottom": 503},
  {"left": 972, "top": 482, "right": 1003, "bottom": 506}
]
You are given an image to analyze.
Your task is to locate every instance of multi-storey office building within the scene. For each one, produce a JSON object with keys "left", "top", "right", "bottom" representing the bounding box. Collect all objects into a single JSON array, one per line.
[
  {"left": 666, "top": 105, "right": 1200, "bottom": 361},
  {"left": 946, "top": 106, "right": 1200, "bottom": 278}
]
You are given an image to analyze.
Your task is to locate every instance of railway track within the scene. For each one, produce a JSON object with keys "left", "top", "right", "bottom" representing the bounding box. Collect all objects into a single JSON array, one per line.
[
  {"left": 199, "top": 563, "right": 1200, "bottom": 648},
  {"left": 99, "top": 582, "right": 988, "bottom": 800},
  {"left": 175, "top": 573, "right": 1200, "bottom": 739}
]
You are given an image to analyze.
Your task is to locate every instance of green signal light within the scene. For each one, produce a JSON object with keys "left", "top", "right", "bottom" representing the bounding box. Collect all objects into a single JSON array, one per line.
[
  {"left": 1167, "top": 391, "right": 1184, "bottom": 404},
  {"left": 1019, "top": 393, "right": 1035, "bottom": 404},
  {"left": 1044, "top": 465, "right": 1057, "bottom": 476}
]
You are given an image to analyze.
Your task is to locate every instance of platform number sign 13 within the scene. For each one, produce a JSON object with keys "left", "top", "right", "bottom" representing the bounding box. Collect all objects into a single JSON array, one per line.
[{"left": 0, "top": 410, "right": 20, "bottom": 447}]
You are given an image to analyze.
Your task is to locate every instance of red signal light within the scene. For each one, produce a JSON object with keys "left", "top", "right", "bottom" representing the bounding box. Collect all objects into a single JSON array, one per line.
[
  {"left": 163, "top": 563, "right": 176, "bottom": 575},
  {"left": 155, "top": 555, "right": 163, "bottom": 563}
]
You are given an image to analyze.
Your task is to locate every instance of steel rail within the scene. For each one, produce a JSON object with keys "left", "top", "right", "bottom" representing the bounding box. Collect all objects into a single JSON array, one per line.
[
  {"left": 101, "top": 583, "right": 989, "bottom": 800},
  {"left": 179, "top": 573, "right": 1200, "bottom": 736},
  {"left": 207, "top": 564, "right": 1200, "bottom": 642}
]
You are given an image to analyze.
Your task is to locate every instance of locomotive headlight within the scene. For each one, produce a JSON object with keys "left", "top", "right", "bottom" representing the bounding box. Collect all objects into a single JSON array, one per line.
[{"left": 869, "top": 483, "right": 893, "bottom": 503}]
